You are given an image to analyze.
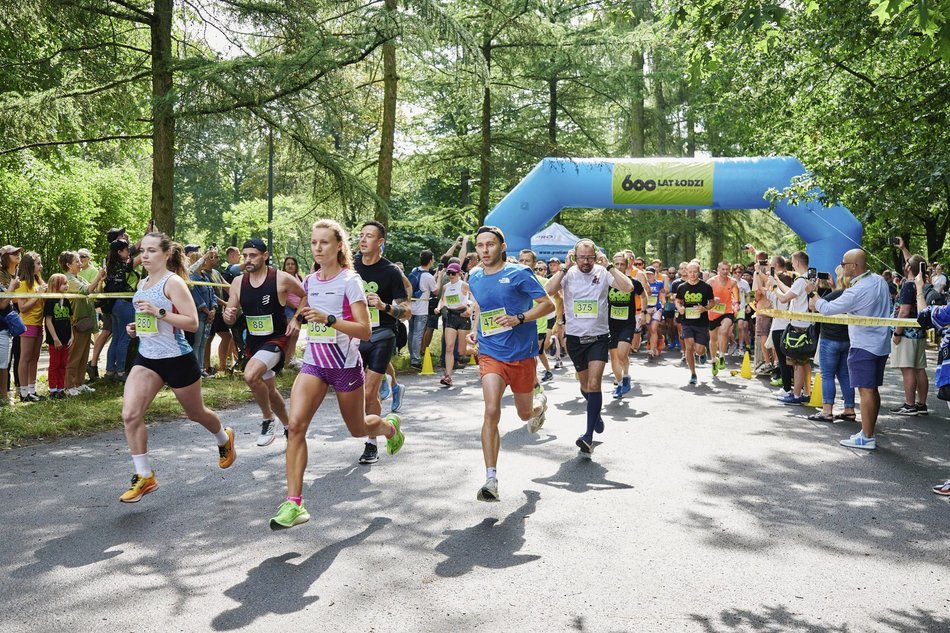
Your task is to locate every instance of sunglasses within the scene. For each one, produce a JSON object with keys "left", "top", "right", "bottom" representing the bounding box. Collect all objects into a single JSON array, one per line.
[
  {"left": 447, "top": 271, "right": 459, "bottom": 276},
  {"left": 534, "top": 267, "right": 547, "bottom": 272},
  {"left": 79, "top": 255, "right": 89, "bottom": 259}
]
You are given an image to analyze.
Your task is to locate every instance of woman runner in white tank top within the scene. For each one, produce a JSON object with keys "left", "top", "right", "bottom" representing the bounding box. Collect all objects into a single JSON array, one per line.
[
  {"left": 118, "top": 232, "right": 236, "bottom": 504},
  {"left": 434, "top": 264, "right": 471, "bottom": 387},
  {"left": 268, "top": 219, "right": 405, "bottom": 530}
]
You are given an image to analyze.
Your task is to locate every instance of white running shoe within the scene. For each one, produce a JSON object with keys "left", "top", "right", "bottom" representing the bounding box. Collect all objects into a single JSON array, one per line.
[
  {"left": 477, "top": 477, "right": 499, "bottom": 502},
  {"left": 527, "top": 393, "right": 548, "bottom": 433},
  {"left": 257, "top": 419, "right": 277, "bottom": 446},
  {"left": 79, "top": 384, "right": 96, "bottom": 393},
  {"left": 65, "top": 387, "right": 81, "bottom": 397}
]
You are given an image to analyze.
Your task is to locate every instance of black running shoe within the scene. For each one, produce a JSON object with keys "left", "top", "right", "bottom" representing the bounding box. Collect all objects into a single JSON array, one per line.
[
  {"left": 576, "top": 436, "right": 593, "bottom": 454},
  {"left": 358, "top": 442, "right": 379, "bottom": 464}
]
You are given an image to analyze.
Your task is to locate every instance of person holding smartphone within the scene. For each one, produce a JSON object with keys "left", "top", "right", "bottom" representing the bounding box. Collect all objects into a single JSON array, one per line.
[
  {"left": 770, "top": 250, "right": 813, "bottom": 405},
  {"left": 889, "top": 255, "right": 930, "bottom": 416}
]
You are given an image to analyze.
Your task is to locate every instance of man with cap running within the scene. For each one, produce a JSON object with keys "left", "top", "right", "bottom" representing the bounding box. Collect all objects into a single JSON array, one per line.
[{"left": 223, "top": 238, "right": 305, "bottom": 446}]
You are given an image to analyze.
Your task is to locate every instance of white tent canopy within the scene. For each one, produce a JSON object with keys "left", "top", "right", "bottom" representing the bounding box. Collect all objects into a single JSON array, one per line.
[{"left": 529, "top": 222, "right": 599, "bottom": 262}]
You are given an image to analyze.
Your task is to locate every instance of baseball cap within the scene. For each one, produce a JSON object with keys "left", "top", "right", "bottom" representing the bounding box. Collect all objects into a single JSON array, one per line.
[
  {"left": 110, "top": 239, "right": 130, "bottom": 252},
  {"left": 446, "top": 263, "right": 461, "bottom": 273},
  {"left": 0, "top": 245, "right": 23, "bottom": 257},
  {"left": 184, "top": 244, "right": 201, "bottom": 254},
  {"left": 242, "top": 238, "right": 268, "bottom": 252},
  {"left": 549, "top": 257, "right": 560, "bottom": 263},
  {"left": 645, "top": 266, "right": 656, "bottom": 274}
]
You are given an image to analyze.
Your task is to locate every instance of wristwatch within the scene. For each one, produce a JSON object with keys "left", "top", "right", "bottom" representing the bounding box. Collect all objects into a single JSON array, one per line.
[
  {"left": 157, "top": 308, "right": 167, "bottom": 319},
  {"left": 384, "top": 304, "right": 392, "bottom": 313},
  {"left": 326, "top": 314, "right": 337, "bottom": 327},
  {"left": 517, "top": 313, "right": 526, "bottom": 324},
  {"left": 606, "top": 264, "right": 614, "bottom": 271}
]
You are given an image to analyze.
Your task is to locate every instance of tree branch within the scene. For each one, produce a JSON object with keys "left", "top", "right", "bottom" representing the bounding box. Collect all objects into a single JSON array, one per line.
[
  {"left": 56, "top": 70, "right": 151, "bottom": 99},
  {"left": 833, "top": 61, "right": 877, "bottom": 88},
  {"left": 60, "top": 0, "right": 152, "bottom": 24},
  {"left": 0, "top": 134, "right": 152, "bottom": 156},
  {"left": 104, "top": 0, "right": 154, "bottom": 21}
]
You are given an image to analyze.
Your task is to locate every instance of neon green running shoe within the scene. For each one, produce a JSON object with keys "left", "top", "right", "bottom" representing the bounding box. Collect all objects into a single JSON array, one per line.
[
  {"left": 769, "top": 377, "right": 783, "bottom": 387},
  {"left": 711, "top": 360, "right": 719, "bottom": 377},
  {"left": 269, "top": 500, "right": 310, "bottom": 530},
  {"left": 385, "top": 414, "right": 404, "bottom": 455}
]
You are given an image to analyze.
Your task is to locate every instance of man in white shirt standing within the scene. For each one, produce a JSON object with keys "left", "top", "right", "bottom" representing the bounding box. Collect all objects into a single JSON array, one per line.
[
  {"left": 545, "top": 239, "right": 633, "bottom": 455},
  {"left": 770, "top": 250, "right": 814, "bottom": 405},
  {"left": 408, "top": 250, "right": 438, "bottom": 369}
]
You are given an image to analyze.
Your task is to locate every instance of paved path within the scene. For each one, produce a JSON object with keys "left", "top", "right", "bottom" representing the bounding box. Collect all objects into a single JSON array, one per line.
[{"left": 1, "top": 352, "right": 949, "bottom": 632}]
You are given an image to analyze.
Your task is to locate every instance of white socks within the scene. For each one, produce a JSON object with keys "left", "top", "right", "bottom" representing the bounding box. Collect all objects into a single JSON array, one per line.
[
  {"left": 487, "top": 467, "right": 497, "bottom": 479},
  {"left": 213, "top": 428, "right": 230, "bottom": 445},
  {"left": 132, "top": 453, "right": 151, "bottom": 476}
]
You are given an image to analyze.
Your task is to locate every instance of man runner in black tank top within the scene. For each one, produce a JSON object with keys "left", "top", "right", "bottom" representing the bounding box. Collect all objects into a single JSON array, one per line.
[
  {"left": 354, "top": 221, "right": 410, "bottom": 465},
  {"left": 223, "top": 239, "right": 305, "bottom": 446}
]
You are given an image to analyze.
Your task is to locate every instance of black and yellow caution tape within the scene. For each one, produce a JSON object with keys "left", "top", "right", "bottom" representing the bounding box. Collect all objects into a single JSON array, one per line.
[{"left": 758, "top": 308, "right": 916, "bottom": 328}]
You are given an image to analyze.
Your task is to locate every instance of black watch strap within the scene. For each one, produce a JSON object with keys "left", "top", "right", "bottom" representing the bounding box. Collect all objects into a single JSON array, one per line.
[
  {"left": 326, "top": 314, "right": 337, "bottom": 327},
  {"left": 517, "top": 313, "right": 526, "bottom": 324}
]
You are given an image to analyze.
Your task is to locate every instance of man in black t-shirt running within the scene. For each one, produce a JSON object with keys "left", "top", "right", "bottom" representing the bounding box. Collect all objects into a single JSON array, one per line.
[
  {"left": 674, "top": 261, "right": 714, "bottom": 386},
  {"left": 354, "top": 221, "right": 410, "bottom": 465}
]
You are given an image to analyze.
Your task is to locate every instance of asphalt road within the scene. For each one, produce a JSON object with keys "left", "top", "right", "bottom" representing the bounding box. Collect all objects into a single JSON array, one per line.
[{"left": 1, "top": 351, "right": 949, "bottom": 632}]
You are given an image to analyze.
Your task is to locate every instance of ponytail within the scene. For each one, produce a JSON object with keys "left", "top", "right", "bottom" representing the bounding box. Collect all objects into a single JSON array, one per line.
[{"left": 144, "top": 231, "right": 188, "bottom": 279}]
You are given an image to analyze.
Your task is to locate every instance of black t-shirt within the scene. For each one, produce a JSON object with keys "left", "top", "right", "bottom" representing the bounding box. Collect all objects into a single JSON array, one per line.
[
  {"left": 675, "top": 280, "right": 714, "bottom": 326},
  {"left": 818, "top": 289, "right": 849, "bottom": 341},
  {"left": 43, "top": 298, "right": 72, "bottom": 345},
  {"left": 607, "top": 276, "right": 643, "bottom": 323},
  {"left": 354, "top": 255, "right": 407, "bottom": 333}
]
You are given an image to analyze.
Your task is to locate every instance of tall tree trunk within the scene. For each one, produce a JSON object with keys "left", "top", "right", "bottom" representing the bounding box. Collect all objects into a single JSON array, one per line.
[
  {"left": 460, "top": 167, "right": 471, "bottom": 207},
  {"left": 549, "top": 76, "right": 562, "bottom": 224},
  {"left": 374, "top": 0, "right": 398, "bottom": 228},
  {"left": 151, "top": 0, "right": 174, "bottom": 235},
  {"left": 627, "top": 47, "right": 645, "bottom": 157},
  {"left": 478, "top": 39, "right": 492, "bottom": 225},
  {"left": 683, "top": 82, "right": 696, "bottom": 260},
  {"left": 653, "top": 51, "right": 668, "bottom": 156}
]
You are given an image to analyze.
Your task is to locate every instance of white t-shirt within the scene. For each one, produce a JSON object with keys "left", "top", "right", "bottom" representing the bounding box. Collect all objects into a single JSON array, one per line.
[
  {"left": 562, "top": 265, "right": 618, "bottom": 337},
  {"left": 933, "top": 273, "right": 946, "bottom": 294},
  {"left": 301, "top": 269, "right": 366, "bottom": 368},
  {"left": 769, "top": 290, "right": 789, "bottom": 331},
  {"left": 410, "top": 269, "right": 438, "bottom": 316},
  {"left": 738, "top": 278, "right": 751, "bottom": 314},
  {"left": 788, "top": 277, "right": 810, "bottom": 327}
]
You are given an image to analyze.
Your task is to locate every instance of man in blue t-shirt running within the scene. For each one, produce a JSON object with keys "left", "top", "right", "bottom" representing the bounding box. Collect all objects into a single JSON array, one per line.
[{"left": 467, "top": 226, "right": 553, "bottom": 502}]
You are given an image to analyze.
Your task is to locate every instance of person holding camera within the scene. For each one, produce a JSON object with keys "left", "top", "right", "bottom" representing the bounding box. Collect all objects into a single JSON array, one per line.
[
  {"left": 889, "top": 254, "right": 929, "bottom": 416},
  {"left": 769, "top": 251, "right": 813, "bottom": 405}
]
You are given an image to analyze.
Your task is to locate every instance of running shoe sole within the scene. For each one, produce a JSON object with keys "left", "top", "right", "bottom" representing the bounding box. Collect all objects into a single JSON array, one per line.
[
  {"left": 576, "top": 436, "right": 593, "bottom": 454},
  {"left": 385, "top": 414, "right": 404, "bottom": 455},
  {"left": 269, "top": 505, "right": 311, "bottom": 530},
  {"left": 477, "top": 485, "right": 500, "bottom": 502},
  {"left": 119, "top": 476, "right": 158, "bottom": 503}
]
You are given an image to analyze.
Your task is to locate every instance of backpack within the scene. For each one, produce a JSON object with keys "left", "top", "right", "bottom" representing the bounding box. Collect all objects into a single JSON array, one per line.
[{"left": 408, "top": 267, "right": 425, "bottom": 299}]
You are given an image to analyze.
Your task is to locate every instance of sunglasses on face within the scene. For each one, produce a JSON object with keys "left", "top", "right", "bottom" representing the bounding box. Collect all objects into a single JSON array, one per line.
[
  {"left": 79, "top": 255, "right": 89, "bottom": 259},
  {"left": 535, "top": 267, "right": 546, "bottom": 272},
  {"left": 448, "top": 271, "right": 459, "bottom": 276}
]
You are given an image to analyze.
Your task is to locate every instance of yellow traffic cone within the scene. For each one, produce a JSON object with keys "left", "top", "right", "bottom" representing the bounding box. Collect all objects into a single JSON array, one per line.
[
  {"left": 740, "top": 351, "right": 753, "bottom": 379},
  {"left": 469, "top": 352, "right": 477, "bottom": 365},
  {"left": 420, "top": 347, "right": 435, "bottom": 375},
  {"left": 808, "top": 372, "right": 823, "bottom": 407}
]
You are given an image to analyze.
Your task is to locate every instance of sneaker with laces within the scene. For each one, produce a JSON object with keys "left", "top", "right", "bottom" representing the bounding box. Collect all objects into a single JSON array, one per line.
[
  {"left": 269, "top": 500, "right": 311, "bottom": 529},
  {"left": 839, "top": 430, "right": 876, "bottom": 450},
  {"left": 257, "top": 419, "right": 277, "bottom": 446},
  {"left": 391, "top": 383, "right": 404, "bottom": 413},
  {"left": 358, "top": 442, "right": 379, "bottom": 464},
  {"left": 378, "top": 376, "right": 391, "bottom": 401},
  {"left": 711, "top": 360, "right": 719, "bottom": 377},
  {"left": 689, "top": 374, "right": 697, "bottom": 386},
  {"left": 385, "top": 414, "right": 404, "bottom": 455},
  {"left": 915, "top": 403, "right": 929, "bottom": 415},
  {"left": 575, "top": 435, "right": 593, "bottom": 455},
  {"left": 554, "top": 359, "right": 563, "bottom": 369},
  {"left": 119, "top": 472, "right": 158, "bottom": 503},
  {"left": 477, "top": 477, "right": 500, "bottom": 502},
  {"left": 541, "top": 370, "right": 554, "bottom": 382},
  {"left": 698, "top": 354, "right": 707, "bottom": 365},
  {"left": 612, "top": 383, "right": 623, "bottom": 400},
  {"left": 890, "top": 403, "right": 918, "bottom": 416},
  {"left": 769, "top": 377, "right": 783, "bottom": 387},
  {"left": 621, "top": 376, "right": 631, "bottom": 394},
  {"left": 65, "top": 387, "right": 81, "bottom": 397},
  {"left": 218, "top": 427, "right": 236, "bottom": 468},
  {"left": 779, "top": 393, "right": 804, "bottom": 405},
  {"left": 528, "top": 393, "right": 547, "bottom": 433},
  {"left": 87, "top": 362, "right": 99, "bottom": 381}
]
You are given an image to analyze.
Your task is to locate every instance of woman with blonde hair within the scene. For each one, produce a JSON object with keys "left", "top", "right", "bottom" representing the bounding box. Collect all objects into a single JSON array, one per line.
[
  {"left": 270, "top": 219, "right": 404, "bottom": 529},
  {"left": 808, "top": 266, "right": 856, "bottom": 422},
  {"left": 14, "top": 251, "right": 47, "bottom": 401},
  {"left": 119, "top": 232, "right": 235, "bottom": 503}
]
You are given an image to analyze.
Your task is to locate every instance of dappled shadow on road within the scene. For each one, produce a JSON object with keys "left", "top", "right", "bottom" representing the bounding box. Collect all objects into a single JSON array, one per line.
[
  {"left": 532, "top": 458, "right": 632, "bottom": 494},
  {"left": 689, "top": 603, "right": 950, "bottom": 633},
  {"left": 211, "top": 516, "right": 391, "bottom": 631},
  {"left": 501, "top": 426, "right": 559, "bottom": 448},
  {"left": 683, "top": 449, "right": 950, "bottom": 560},
  {"left": 434, "top": 490, "right": 540, "bottom": 578}
]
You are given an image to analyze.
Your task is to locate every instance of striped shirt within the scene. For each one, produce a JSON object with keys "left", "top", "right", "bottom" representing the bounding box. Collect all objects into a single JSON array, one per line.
[{"left": 302, "top": 268, "right": 366, "bottom": 369}]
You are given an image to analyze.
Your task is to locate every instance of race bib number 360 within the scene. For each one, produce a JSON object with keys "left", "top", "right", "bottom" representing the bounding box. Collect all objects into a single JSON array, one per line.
[
  {"left": 247, "top": 314, "right": 274, "bottom": 336},
  {"left": 135, "top": 312, "right": 158, "bottom": 337}
]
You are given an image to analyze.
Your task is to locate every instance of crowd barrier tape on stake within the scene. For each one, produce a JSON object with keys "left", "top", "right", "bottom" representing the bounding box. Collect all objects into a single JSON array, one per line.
[
  {"left": 0, "top": 280, "right": 230, "bottom": 300},
  {"left": 758, "top": 308, "right": 916, "bottom": 328},
  {"left": 484, "top": 156, "right": 863, "bottom": 278}
]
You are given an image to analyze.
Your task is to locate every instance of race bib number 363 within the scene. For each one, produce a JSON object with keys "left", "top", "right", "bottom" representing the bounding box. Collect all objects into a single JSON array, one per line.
[{"left": 307, "top": 322, "right": 336, "bottom": 344}]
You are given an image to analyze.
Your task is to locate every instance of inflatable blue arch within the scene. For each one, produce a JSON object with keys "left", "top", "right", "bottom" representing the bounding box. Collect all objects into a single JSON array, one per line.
[{"left": 484, "top": 157, "right": 862, "bottom": 275}]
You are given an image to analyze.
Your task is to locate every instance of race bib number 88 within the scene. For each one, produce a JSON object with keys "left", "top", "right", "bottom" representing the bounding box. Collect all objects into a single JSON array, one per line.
[{"left": 247, "top": 314, "right": 274, "bottom": 336}]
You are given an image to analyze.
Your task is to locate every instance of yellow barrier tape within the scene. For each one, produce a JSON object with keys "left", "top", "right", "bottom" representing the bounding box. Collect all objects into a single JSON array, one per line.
[
  {"left": 0, "top": 279, "right": 229, "bottom": 300},
  {"left": 758, "top": 308, "right": 916, "bottom": 328}
]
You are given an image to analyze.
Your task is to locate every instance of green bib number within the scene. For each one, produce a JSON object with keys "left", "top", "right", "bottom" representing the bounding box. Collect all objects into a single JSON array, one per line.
[
  {"left": 368, "top": 306, "right": 380, "bottom": 328},
  {"left": 573, "top": 300, "right": 598, "bottom": 319},
  {"left": 712, "top": 302, "right": 726, "bottom": 313},
  {"left": 307, "top": 321, "right": 337, "bottom": 344},
  {"left": 135, "top": 312, "right": 158, "bottom": 337},
  {"left": 247, "top": 314, "right": 275, "bottom": 336},
  {"left": 610, "top": 305, "right": 629, "bottom": 320},
  {"left": 446, "top": 294, "right": 462, "bottom": 307},
  {"left": 685, "top": 306, "right": 701, "bottom": 319},
  {"left": 479, "top": 307, "right": 511, "bottom": 337},
  {"left": 647, "top": 295, "right": 658, "bottom": 307}
]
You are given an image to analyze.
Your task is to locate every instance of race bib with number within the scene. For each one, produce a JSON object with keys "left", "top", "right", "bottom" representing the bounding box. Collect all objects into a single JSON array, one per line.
[
  {"left": 685, "top": 306, "right": 702, "bottom": 319},
  {"left": 246, "top": 314, "right": 274, "bottom": 336},
  {"left": 368, "top": 306, "right": 380, "bottom": 328},
  {"left": 446, "top": 293, "right": 462, "bottom": 307},
  {"left": 610, "top": 305, "right": 630, "bottom": 320},
  {"left": 647, "top": 295, "right": 658, "bottom": 307},
  {"left": 573, "top": 300, "right": 598, "bottom": 319},
  {"left": 135, "top": 312, "right": 158, "bottom": 337},
  {"left": 307, "top": 321, "right": 337, "bottom": 344},
  {"left": 712, "top": 302, "right": 726, "bottom": 313},
  {"left": 479, "top": 307, "right": 511, "bottom": 337}
]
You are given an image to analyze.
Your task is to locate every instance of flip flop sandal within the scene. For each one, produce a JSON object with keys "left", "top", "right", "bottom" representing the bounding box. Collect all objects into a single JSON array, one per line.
[
  {"left": 834, "top": 413, "right": 857, "bottom": 422},
  {"left": 807, "top": 412, "right": 835, "bottom": 422},
  {"left": 932, "top": 481, "right": 950, "bottom": 496}
]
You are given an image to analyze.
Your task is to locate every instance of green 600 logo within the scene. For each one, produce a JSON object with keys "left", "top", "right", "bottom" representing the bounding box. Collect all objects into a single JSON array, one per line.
[{"left": 363, "top": 281, "right": 379, "bottom": 293}]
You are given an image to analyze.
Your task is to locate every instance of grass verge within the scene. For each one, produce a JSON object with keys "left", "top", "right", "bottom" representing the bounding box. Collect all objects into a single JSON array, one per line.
[{"left": 0, "top": 371, "right": 296, "bottom": 449}]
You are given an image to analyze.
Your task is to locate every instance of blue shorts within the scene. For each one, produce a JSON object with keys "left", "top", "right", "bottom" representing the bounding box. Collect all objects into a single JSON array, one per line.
[{"left": 847, "top": 347, "right": 888, "bottom": 388}]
